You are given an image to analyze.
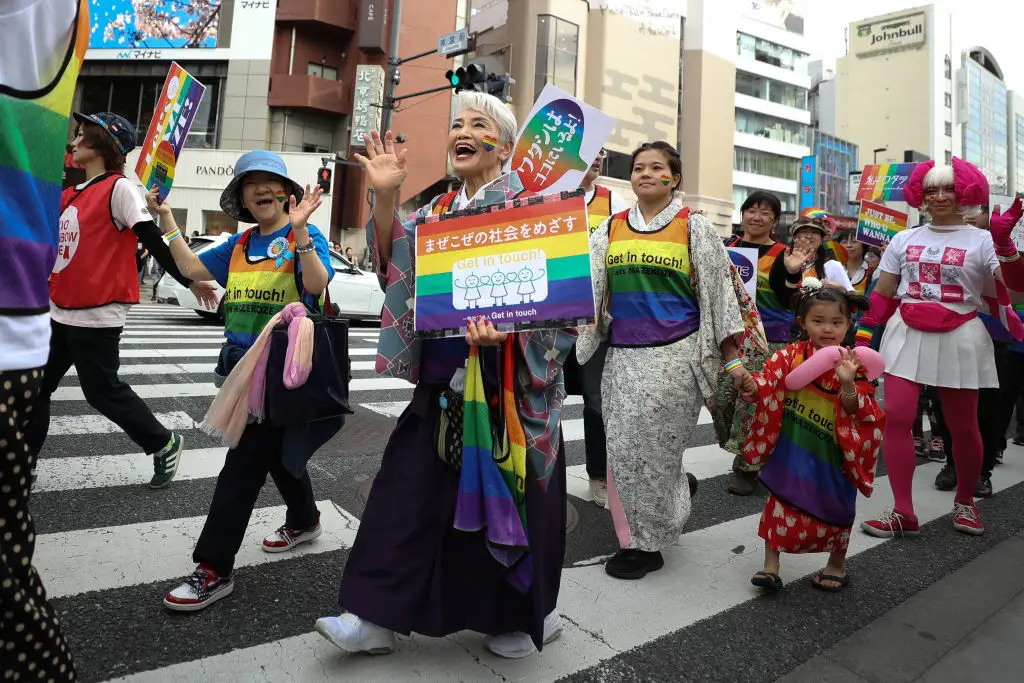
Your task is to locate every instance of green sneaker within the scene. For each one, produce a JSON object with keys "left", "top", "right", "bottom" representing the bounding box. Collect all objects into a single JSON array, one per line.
[{"left": 150, "top": 433, "right": 184, "bottom": 489}]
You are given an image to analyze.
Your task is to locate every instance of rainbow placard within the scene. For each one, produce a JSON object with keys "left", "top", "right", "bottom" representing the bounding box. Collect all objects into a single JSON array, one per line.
[
  {"left": 135, "top": 62, "right": 206, "bottom": 203},
  {"left": 856, "top": 200, "right": 909, "bottom": 247},
  {"left": 855, "top": 163, "right": 918, "bottom": 202},
  {"left": 509, "top": 85, "right": 616, "bottom": 195},
  {"left": 414, "top": 190, "right": 595, "bottom": 337}
]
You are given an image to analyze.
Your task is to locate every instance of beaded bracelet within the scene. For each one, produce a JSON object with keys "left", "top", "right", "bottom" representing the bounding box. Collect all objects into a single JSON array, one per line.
[
  {"left": 840, "top": 388, "right": 858, "bottom": 401},
  {"left": 723, "top": 358, "right": 743, "bottom": 373},
  {"left": 165, "top": 228, "right": 182, "bottom": 242}
]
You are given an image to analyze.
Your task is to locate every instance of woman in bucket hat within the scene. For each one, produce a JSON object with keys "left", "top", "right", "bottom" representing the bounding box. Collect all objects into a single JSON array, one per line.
[
  {"left": 26, "top": 111, "right": 215, "bottom": 489},
  {"left": 153, "top": 149, "right": 341, "bottom": 611}
]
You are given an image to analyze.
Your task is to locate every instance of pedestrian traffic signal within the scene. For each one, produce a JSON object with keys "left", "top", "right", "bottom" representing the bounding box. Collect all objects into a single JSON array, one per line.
[
  {"left": 445, "top": 63, "right": 487, "bottom": 93},
  {"left": 484, "top": 73, "right": 515, "bottom": 103},
  {"left": 317, "top": 167, "right": 332, "bottom": 194}
]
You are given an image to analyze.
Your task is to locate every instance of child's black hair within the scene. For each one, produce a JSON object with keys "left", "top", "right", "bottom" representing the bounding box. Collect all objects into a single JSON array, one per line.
[{"left": 790, "top": 286, "right": 870, "bottom": 340}]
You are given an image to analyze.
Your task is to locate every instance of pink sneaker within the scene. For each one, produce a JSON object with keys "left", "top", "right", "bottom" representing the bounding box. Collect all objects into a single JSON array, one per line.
[
  {"left": 952, "top": 502, "right": 984, "bottom": 535},
  {"left": 861, "top": 509, "right": 921, "bottom": 538}
]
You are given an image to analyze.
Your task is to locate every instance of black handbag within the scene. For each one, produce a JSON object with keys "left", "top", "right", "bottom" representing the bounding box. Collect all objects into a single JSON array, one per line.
[
  {"left": 434, "top": 389, "right": 464, "bottom": 469},
  {"left": 265, "top": 274, "right": 354, "bottom": 426}
]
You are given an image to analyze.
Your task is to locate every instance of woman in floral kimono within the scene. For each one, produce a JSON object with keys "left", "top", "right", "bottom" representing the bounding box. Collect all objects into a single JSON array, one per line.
[
  {"left": 577, "top": 141, "right": 757, "bottom": 580},
  {"left": 314, "top": 92, "right": 574, "bottom": 659}
]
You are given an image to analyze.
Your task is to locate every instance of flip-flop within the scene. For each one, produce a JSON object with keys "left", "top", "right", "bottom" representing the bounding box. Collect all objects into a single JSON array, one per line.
[
  {"left": 750, "top": 571, "right": 784, "bottom": 590},
  {"left": 811, "top": 572, "right": 850, "bottom": 593}
]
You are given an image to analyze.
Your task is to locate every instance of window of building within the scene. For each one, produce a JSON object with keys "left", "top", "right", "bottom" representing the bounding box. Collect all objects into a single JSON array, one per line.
[
  {"left": 735, "top": 72, "right": 808, "bottom": 110},
  {"left": 307, "top": 63, "right": 339, "bottom": 81},
  {"left": 734, "top": 148, "right": 799, "bottom": 181},
  {"left": 945, "top": 121, "right": 952, "bottom": 136},
  {"left": 945, "top": 150, "right": 953, "bottom": 165},
  {"left": 733, "top": 185, "right": 797, "bottom": 215},
  {"left": 944, "top": 55, "right": 952, "bottom": 80},
  {"left": 534, "top": 15, "right": 579, "bottom": 99},
  {"left": 736, "top": 32, "right": 806, "bottom": 71},
  {"left": 735, "top": 109, "right": 807, "bottom": 145},
  {"left": 944, "top": 92, "right": 952, "bottom": 108},
  {"left": 302, "top": 144, "right": 330, "bottom": 153},
  {"left": 605, "top": 150, "right": 633, "bottom": 182},
  {"left": 77, "top": 75, "right": 221, "bottom": 149}
]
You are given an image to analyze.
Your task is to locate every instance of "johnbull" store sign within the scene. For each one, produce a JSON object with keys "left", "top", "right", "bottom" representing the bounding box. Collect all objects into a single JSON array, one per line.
[{"left": 854, "top": 12, "right": 926, "bottom": 57}]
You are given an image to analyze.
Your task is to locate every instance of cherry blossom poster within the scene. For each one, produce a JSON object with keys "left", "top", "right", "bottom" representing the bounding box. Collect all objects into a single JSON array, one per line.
[
  {"left": 508, "top": 85, "right": 616, "bottom": 196},
  {"left": 89, "top": 0, "right": 220, "bottom": 49}
]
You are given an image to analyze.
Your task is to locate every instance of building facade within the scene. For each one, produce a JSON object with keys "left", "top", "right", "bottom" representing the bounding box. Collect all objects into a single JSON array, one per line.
[
  {"left": 800, "top": 131, "right": 859, "bottom": 219},
  {"left": 76, "top": 0, "right": 461, "bottom": 251},
  {"left": 958, "top": 48, "right": 1008, "bottom": 195},
  {"left": 835, "top": 4, "right": 955, "bottom": 168}
]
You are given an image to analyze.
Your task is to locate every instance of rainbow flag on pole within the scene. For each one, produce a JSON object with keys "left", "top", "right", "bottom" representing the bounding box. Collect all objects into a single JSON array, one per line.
[
  {"left": 855, "top": 163, "right": 918, "bottom": 202},
  {"left": 135, "top": 62, "right": 206, "bottom": 203}
]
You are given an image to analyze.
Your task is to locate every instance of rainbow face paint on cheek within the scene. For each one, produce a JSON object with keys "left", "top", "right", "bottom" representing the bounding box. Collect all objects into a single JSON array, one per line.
[
  {"left": 481, "top": 135, "right": 498, "bottom": 151},
  {"left": 274, "top": 191, "right": 287, "bottom": 203},
  {"left": 660, "top": 174, "right": 672, "bottom": 186}
]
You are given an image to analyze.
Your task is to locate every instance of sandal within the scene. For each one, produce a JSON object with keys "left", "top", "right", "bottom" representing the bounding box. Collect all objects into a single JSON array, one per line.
[
  {"left": 811, "top": 572, "right": 850, "bottom": 593},
  {"left": 750, "top": 571, "right": 783, "bottom": 590}
]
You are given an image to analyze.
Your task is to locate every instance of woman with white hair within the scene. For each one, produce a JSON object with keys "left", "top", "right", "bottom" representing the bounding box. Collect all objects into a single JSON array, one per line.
[
  {"left": 315, "top": 92, "right": 574, "bottom": 658},
  {"left": 857, "top": 157, "right": 1021, "bottom": 538}
]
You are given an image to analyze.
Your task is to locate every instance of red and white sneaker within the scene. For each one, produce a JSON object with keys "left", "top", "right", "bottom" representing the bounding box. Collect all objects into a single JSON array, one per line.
[
  {"left": 262, "top": 520, "right": 322, "bottom": 553},
  {"left": 861, "top": 509, "right": 921, "bottom": 538},
  {"left": 952, "top": 502, "right": 984, "bottom": 535},
  {"left": 163, "top": 564, "right": 234, "bottom": 612}
]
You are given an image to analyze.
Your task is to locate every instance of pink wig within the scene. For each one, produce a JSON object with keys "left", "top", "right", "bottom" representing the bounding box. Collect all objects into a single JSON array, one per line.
[
  {"left": 903, "top": 160, "right": 934, "bottom": 209},
  {"left": 903, "top": 157, "right": 988, "bottom": 210}
]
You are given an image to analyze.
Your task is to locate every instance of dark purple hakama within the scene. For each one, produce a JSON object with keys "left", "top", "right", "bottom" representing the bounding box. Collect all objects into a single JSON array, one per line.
[{"left": 339, "top": 382, "right": 567, "bottom": 650}]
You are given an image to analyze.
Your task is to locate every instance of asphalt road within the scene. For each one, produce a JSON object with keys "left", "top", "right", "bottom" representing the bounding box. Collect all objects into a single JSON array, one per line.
[{"left": 28, "top": 302, "right": 1024, "bottom": 682}]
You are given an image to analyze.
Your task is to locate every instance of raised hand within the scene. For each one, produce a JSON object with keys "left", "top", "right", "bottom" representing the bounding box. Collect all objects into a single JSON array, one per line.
[
  {"left": 783, "top": 244, "right": 815, "bottom": 274},
  {"left": 288, "top": 184, "right": 324, "bottom": 233},
  {"left": 353, "top": 130, "right": 408, "bottom": 194},
  {"left": 189, "top": 281, "right": 219, "bottom": 310},
  {"left": 834, "top": 348, "right": 862, "bottom": 385},
  {"left": 989, "top": 197, "right": 1023, "bottom": 241}
]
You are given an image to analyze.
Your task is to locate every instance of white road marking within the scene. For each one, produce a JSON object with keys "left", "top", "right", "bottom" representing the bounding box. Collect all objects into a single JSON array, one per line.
[
  {"left": 35, "top": 447, "right": 227, "bottom": 492},
  {"left": 47, "top": 411, "right": 196, "bottom": 436},
  {"left": 52, "top": 376, "right": 414, "bottom": 401}
]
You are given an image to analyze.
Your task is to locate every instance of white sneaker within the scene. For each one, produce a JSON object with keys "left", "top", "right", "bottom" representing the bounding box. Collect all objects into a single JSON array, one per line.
[
  {"left": 484, "top": 612, "right": 563, "bottom": 659},
  {"left": 589, "top": 479, "right": 608, "bottom": 508},
  {"left": 314, "top": 613, "right": 396, "bottom": 655}
]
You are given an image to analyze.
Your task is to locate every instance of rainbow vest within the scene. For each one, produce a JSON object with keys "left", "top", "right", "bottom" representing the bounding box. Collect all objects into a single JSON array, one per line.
[
  {"left": 224, "top": 228, "right": 302, "bottom": 348},
  {"left": 730, "top": 238, "right": 789, "bottom": 343},
  {"left": 606, "top": 208, "right": 700, "bottom": 347},
  {"left": 587, "top": 185, "right": 613, "bottom": 234},
  {"left": 0, "top": 0, "right": 88, "bottom": 316},
  {"left": 758, "top": 350, "right": 857, "bottom": 527}
]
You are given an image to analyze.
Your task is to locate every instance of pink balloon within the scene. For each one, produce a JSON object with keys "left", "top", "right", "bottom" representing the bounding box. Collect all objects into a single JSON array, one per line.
[{"left": 783, "top": 346, "right": 886, "bottom": 391}]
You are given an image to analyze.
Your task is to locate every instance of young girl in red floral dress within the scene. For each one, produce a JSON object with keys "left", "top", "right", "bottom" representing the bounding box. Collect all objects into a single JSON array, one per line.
[{"left": 740, "top": 281, "right": 885, "bottom": 592}]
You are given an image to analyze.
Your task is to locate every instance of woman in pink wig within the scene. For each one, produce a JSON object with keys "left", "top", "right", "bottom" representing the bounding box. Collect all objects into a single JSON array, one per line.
[{"left": 856, "top": 157, "right": 1023, "bottom": 538}]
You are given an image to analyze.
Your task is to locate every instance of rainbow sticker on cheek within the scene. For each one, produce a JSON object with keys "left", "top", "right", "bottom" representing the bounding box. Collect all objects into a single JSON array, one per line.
[
  {"left": 660, "top": 175, "right": 672, "bottom": 186},
  {"left": 481, "top": 135, "right": 498, "bottom": 151},
  {"left": 274, "top": 192, "right": 287, "bottom": 203}
]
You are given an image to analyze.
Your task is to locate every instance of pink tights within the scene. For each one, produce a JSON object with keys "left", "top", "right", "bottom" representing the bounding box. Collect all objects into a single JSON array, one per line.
[{"left": 882, "top": 374, "right": 982, "bottom": 518}]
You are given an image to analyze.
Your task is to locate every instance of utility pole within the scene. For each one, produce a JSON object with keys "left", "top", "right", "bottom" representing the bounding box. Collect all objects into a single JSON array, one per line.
[{"left": 381, "top": 0, "right": 404, "bottom": 132}]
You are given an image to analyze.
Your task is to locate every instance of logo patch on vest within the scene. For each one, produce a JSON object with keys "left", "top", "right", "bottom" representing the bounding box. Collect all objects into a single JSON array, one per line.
[{"left": 54, "top": 206, "right": 81, "bottom": 274}]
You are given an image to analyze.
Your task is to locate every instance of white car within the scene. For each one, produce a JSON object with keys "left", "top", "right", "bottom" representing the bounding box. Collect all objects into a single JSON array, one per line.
[{"left": 154, "top": 235, "right": 385, "bottom": 321}]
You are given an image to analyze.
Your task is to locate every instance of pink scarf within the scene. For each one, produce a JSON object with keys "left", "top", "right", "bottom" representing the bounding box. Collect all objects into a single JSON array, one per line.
[{"left": 200, "top": 302, "right": 314, "bottom": 447}]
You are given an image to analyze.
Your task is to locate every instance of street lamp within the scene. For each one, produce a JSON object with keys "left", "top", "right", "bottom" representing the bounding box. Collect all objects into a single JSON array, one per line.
[{"left": 873, "top": 147, "right": 888, "bottom": 164}]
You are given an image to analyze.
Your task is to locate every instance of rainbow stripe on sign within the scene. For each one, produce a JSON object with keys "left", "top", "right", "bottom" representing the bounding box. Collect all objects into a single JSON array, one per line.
[
  {"left": 414, "top": 191, "right": 595, "bottom": 336},
  {"left": 855, "top": 163, "right": 918, "bottom": 202},
  {"left": 135, "top": 62, "right": 207, "bottom": 203}
]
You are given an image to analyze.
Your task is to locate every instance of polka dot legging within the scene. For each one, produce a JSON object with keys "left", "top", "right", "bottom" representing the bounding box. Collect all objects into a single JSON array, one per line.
[{"left": 1, "top": 368, "right": 77, "bottom": 681}]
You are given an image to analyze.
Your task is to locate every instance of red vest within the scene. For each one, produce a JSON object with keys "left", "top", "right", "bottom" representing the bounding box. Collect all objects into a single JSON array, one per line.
[{"left": 50, "top": 173, "right": 140, "bottom": 309}]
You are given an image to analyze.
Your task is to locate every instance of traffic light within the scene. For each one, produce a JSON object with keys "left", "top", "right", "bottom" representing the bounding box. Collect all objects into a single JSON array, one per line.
[
  {"left": 317, "top": 167, "right": 332, "bottom": 194},
  {"left": 445, "top": 63, "right": 487, "bottom": 93},
  {"left": 485, "top": 73, "right": 515, "bottom": 103}
]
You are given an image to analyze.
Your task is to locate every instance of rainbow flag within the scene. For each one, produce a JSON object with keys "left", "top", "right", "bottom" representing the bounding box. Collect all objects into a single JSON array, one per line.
[
  {"left": 414, "top": 192, "right": 595, "bottom": 336},
  {"left": 0, "top": 1, "right": 88, "bottom": 315},
  {"left": 135, "top": 62, "right": 206, "bottom": 203},
  {"left": 454, "top": 343, "right": 531, "bottom": 592},
  {"left": 855, "top": 163, "right": 918, "bottom": 202}
]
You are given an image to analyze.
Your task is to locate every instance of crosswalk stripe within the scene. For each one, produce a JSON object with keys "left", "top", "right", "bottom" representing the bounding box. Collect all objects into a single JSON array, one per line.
[
  {"left": 111, "top": 330, "right": 228, "bottom": 337},
  {"left": 65, "top": 360, "right": 380, "bottom": 376},
  {"left": 360, "top": 399, "right": 716, "bottom": 426},
  {"left": 35, "top": 447, "right": 227, "bottom": 492},
  {"left": 48, "top": 411, "right": 196, "bottom": 436},
  {"left": 34, "top": 501, "right": 359, "bottom": 599},
  {"left": 118, "top": 338, "right": 225, "bottom": 344},
  {"left": 52, "top": 377, "right": 413, "bottom": 401},
  {"left": 92, "top": 458, "right": 1024, "bottom": 683},
  {"left": 120, "top": 348, "right": 221, "bottom": 358}
]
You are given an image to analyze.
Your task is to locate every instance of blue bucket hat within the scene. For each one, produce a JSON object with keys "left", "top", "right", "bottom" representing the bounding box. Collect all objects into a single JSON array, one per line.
[
  {"left": 220, "top": 150, "right": 305, "bottom": 224},
  {"left": 72, "top": 112, "right": 136, "bottom": 156}
]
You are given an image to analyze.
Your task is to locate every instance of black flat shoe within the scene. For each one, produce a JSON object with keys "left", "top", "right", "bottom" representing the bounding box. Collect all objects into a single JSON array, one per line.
[
  {"left": 687, "top": 472, "right": 698, "bottom": 498},
  {"left": 605, "top": 549, "right": 665, "bottom": 580}
]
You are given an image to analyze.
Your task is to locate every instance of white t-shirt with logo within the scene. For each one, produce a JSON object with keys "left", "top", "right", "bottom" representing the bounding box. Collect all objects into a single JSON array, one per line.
[
  {"left": 50, "top": 175, "right": 155, "bottom": 328},
  {"left": 879, "top": 224, "right": 998, "bottom": 311}
]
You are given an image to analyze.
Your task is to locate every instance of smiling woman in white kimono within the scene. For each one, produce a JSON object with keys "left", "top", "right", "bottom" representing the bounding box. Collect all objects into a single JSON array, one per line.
[{"left": 577, "top": 141, "right": 756, "bottom": 580}]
